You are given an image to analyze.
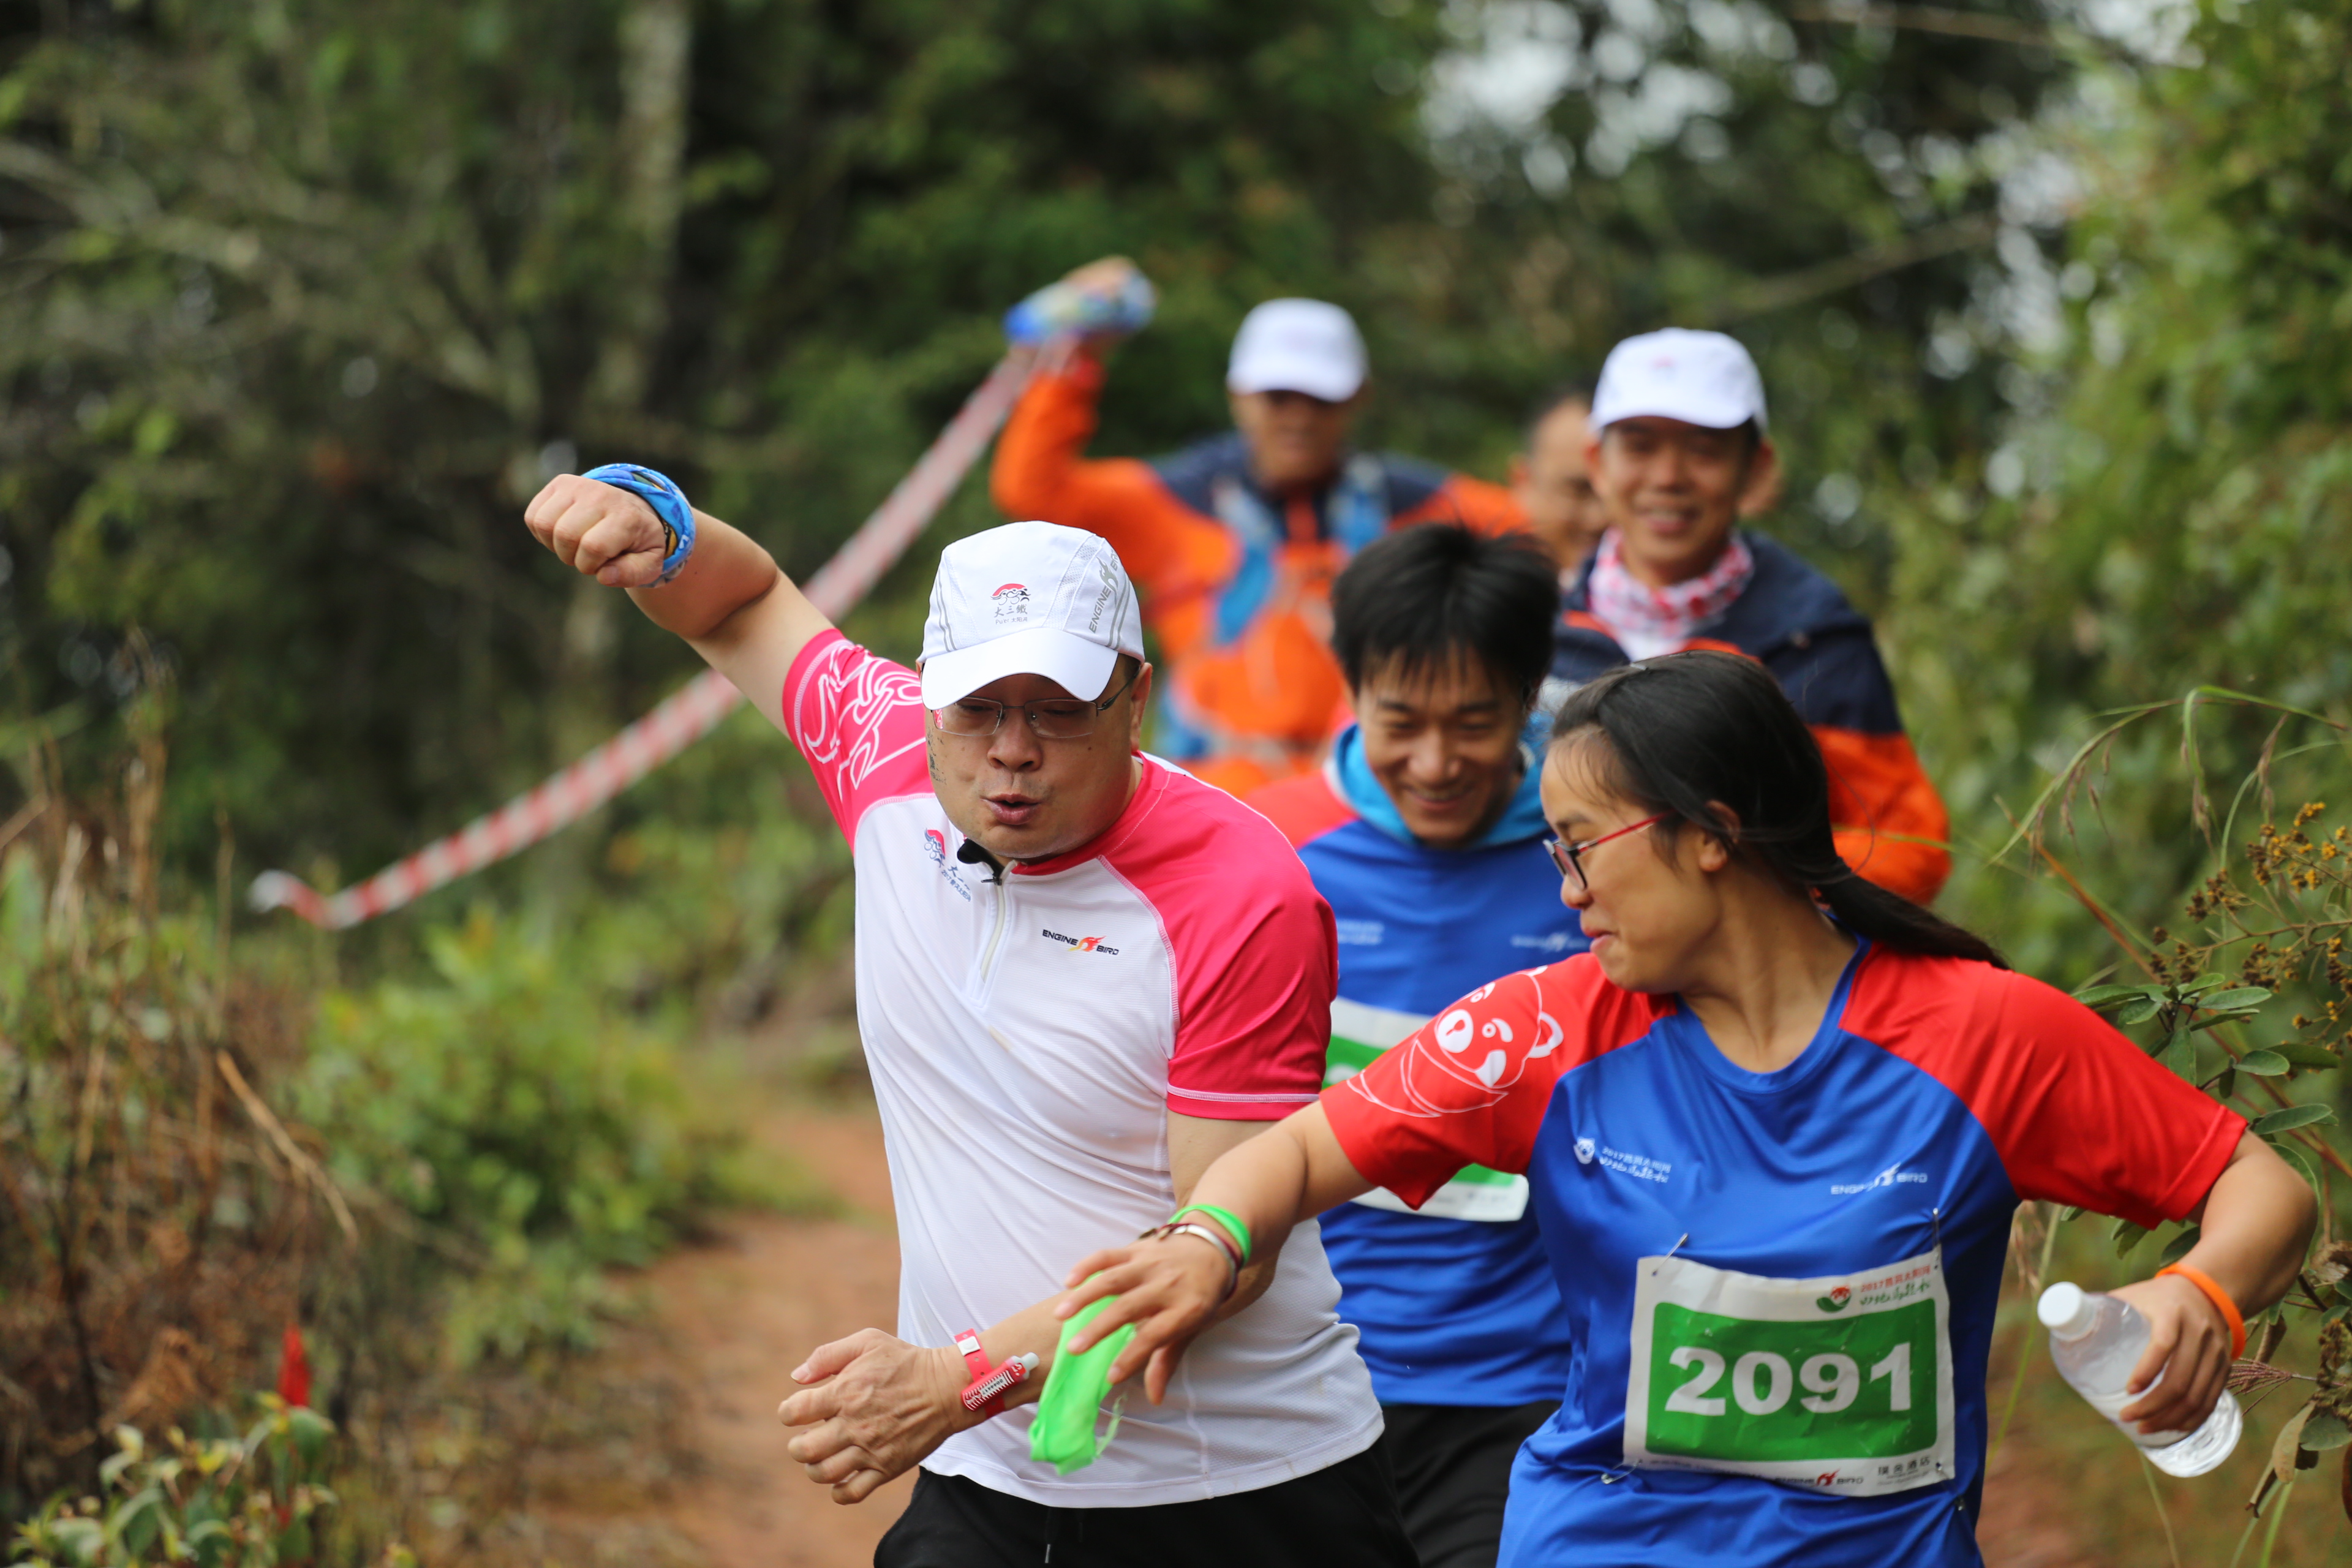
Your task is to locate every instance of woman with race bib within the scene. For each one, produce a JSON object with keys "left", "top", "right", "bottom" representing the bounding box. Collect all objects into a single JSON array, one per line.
[{"left": 1050, "top": 652, "right": 2315, "bottom": 1565}]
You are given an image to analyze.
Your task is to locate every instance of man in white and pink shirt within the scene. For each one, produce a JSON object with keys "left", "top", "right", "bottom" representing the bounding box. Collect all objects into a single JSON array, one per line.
[{"left": 522, "top": 470, "right": 1408, "bottom": 1567}]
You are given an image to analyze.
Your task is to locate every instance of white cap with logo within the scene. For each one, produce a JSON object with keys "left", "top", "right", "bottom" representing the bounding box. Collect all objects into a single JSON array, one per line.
[
  {"left": 1590, "top": 328, "right": 1769, "bottom": 434},
  {"left": 918, "top": 521, "right": 1146, "bottom": 709},
  {"left": 1226, "top": 298, "right": 1368, "bottom": 402}
]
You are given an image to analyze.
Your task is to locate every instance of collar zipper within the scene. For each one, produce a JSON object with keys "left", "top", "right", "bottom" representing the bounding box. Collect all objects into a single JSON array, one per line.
[{"left": 977, "top": 876, "right": 1013, "bottom": 992}]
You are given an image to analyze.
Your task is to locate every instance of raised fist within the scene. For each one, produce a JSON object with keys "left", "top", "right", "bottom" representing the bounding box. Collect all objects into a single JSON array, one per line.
[{"left": 523, "top": 473, "right": 673, "bottom": 588}]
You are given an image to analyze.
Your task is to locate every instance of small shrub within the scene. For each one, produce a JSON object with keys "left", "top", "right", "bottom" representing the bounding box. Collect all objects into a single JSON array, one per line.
[
  {"left": 297, "top": 908, "right": 767, "bottom": 1362},
  {"left": 4, "top": 1399, "right": 386, "bottom": 1568}
]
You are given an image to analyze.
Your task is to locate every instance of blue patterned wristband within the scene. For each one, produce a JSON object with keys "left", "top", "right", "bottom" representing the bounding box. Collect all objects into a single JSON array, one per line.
[{"left": 582, "top": 462, "right": 695, "bottom": 584}]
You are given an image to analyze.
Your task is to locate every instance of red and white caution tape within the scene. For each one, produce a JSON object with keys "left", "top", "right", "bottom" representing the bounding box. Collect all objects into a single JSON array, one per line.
[{"left": 252, "top": 344, "right": 1042, "bottom": 929}]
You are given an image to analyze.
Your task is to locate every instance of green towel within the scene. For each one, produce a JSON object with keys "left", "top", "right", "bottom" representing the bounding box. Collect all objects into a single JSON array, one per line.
[{"left": 1029, "top": 1296, "right": 1137, "bottom": 1475}]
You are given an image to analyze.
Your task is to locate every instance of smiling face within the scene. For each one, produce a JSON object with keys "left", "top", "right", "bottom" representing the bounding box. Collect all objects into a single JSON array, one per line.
[
  {"left": 1587, "top": 415, "right": 1780, "bottom": 588},
  {"left": 1540, "top": 730, "right": 1730, "bottom": 992},
  {"left": 1229, "top": 388, "right": 1360, "bottom": 491},
  {"left": 1352, "top": 654, "right": 1529, "bottom": 850},
  {"left": 924, "top": 662, "right": 1152, "bottom": 864}
]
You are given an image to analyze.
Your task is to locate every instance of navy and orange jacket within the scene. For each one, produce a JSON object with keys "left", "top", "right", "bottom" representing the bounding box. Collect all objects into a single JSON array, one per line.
[
  {"left": 1552, "top": 531, "right": 1952, "bottom": 905},
  {"left": 992, "top": 357, "right": 1525, "bottom": 796}
]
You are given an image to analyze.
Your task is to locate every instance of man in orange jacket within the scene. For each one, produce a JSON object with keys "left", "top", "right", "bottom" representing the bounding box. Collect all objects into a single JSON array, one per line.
[
  {"left": 1550, "top": 328, "right": 1951, "bottom": 905},
  {"left": 992, "top": 258, "right": 1523, "bottom": 796}
]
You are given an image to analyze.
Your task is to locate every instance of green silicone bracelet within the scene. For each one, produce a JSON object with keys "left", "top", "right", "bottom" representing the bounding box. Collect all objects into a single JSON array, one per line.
[
  {"left": 1171, "top": 1203, "right": 1253, "bottom": 1266},
  {"left": 1030, "top": 1295, "right": 1136, "bottom": 1476}
]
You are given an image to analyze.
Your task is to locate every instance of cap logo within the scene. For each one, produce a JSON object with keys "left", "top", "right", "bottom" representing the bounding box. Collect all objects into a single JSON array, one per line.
[
  {"left": 1088, "top": 560, "right": 1119, "bottom": 633},
  {"left": 991, "top": 582, "right": 1030, "bottom": 622},
  {"left": 1652, "top": 355, "right": 1676, "bottom": 369}
]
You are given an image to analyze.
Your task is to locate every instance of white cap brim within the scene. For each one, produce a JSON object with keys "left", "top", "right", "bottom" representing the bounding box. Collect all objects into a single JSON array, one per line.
[
  {"left": 1591, "top": 393, "right": 1758, "bottom": 432},
  {"left": 918, "top": 625, "right": 1120, "bottom": 709},
  {"left": 1227, "top": 358, "right": 1364, "bottom": 402}
]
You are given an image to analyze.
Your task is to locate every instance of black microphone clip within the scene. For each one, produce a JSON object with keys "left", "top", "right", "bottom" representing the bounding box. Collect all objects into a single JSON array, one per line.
[{"left": 956, "top": 835, "right": 1006, "bottom": 884}]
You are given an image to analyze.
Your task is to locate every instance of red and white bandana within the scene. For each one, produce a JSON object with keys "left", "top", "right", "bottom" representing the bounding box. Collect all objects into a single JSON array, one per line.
[{"left": 1586, "top": 529, "right": 1755, "bottom": 660}]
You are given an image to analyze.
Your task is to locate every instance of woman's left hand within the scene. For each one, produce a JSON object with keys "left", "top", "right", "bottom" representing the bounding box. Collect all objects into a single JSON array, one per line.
[
  {"left": 1054, "top": 1234, "right": 1232, "bottom": 1404},
  {"left": 2109, "top": 1273, "right": 2236, "bottom": 1436}
]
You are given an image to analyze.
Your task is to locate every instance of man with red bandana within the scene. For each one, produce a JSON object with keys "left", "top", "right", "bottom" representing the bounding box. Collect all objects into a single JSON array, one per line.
[
  {"left": 1549, "top": 329, "right": 1950, "bottom": 905},
  {"left": 992, "top": 257, "right": 1525, "bottom": 796}
]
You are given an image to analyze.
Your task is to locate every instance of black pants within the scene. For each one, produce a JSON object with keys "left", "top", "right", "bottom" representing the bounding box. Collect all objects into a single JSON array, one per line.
[
  {"left": 873, "top": 1442, "right": 1418, "bottom": 1568},
  {"left": 1376, "top": 1401, "right": 1558, "bottom": 1568}
]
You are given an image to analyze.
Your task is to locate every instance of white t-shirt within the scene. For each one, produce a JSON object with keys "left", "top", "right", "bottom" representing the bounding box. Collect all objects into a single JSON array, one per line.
[{"left": 782, "top": 631, "right": 1382, "bottom": 1507}]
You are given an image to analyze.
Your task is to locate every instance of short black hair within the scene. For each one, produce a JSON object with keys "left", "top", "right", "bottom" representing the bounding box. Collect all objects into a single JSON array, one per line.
[
  {"left": 1525, "top": 382, "right": 1594, "bottom": 448},
  {"left": 1332, "top": 524, "right": 1560, "bottom": 706}
]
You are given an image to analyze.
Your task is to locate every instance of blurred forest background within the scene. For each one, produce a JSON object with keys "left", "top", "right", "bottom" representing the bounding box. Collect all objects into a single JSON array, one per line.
[{"left": 4, "top": 0, "right": 2351, "bottom": 1562}]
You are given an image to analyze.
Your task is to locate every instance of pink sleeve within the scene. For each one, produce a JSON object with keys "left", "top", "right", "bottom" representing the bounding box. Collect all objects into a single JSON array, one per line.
[
  {"left": 1325, "top": 961, "right": 1626, "bottom": 1206},
  {"left": 1108, "top": 778, "right": 1337, "bottom": 1121},
  {"left": 1163, "top": 881, "right": 1336, "bottom": 1121},
  {"left": 781, "top": 630, "right": 931, "bottom": 843}
]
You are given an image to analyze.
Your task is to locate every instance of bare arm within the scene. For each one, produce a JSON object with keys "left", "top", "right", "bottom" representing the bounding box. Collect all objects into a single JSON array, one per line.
[
  {"left": 522, "top": 475, "right": 832, "bottom": 731},
  {"left": 1057, "top": 1102, "right": 1374, "bottom": 1400},
  {"left": 775, "top": 1110, "right": 1333, "bottom": 1502},
  {"left": 1167, "top": 1110, "right": 1270, "bottom": 1203},
  {"left": 2111, "top": 1132, "right": 2316, "bottom": 1433}
]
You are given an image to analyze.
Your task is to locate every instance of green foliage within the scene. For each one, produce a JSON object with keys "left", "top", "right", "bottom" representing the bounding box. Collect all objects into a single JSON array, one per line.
[
  {"left": 2023, "top": 697, "right": 2352, "bottom": 1531},
  {"left": 1885, "top": 0, "right": 2352, "bottom": 969},
  {"left": 298, "top": 904, "right": 775, "bottom": 1362},
  {"left": 0, "top": 0, "right": 1463, "bottom": 873},
  {"left": 1, "top": 682, "right": 796, "bottom": 1532},
  {"left": 7, "top": 1403, "right": 372, "bottom": 1568},
  {"left": 0, "top": 677, "right": 341, "bottom": 1518},
  {"left": 0, "top": 0, "right": 2092, "bottom": 895}
]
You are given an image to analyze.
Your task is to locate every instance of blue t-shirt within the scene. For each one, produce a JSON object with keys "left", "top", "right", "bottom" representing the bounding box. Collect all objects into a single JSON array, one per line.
[
  {"left": 1251, "top": 726, "right": 1585, "bottom": 1406},
  {"left": 1325, "top": 947, "right": 2244, "bottom": 1566}
]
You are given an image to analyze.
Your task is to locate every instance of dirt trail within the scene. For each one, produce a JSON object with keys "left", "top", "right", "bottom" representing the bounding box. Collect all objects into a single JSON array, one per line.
[
  {"left": 635, "top": 1099, "right": 914, "bottom": 1566},
  {"left": 566, "top": 1087, "right": 2098, "bottom": 1568}
]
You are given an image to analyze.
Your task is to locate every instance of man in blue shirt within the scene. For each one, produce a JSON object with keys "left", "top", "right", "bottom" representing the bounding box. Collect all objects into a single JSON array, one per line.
[{"left": 1248, "top": 524, "right": 1580, "bottom": 1568}]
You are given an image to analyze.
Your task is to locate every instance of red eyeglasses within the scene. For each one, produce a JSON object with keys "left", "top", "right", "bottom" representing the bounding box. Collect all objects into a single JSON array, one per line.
[{"left": 1546, "top": 813, "right": 1671, "bottom": 890}]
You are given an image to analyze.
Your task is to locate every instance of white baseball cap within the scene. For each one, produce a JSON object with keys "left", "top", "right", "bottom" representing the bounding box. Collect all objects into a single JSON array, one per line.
[
  {"left": 919, "top": 521, "right": 1145, "bottom": 708},
  {"left": 1590, "top": 328, "right": 1770, "bottom": 434},
  {"left": 1226, "top": 299, "right": 1368, "bottom": 402}
]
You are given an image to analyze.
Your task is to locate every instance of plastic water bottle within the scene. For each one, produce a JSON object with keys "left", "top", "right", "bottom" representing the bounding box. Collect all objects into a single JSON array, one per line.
[
  {"left": 1003, "top": 269, "right": 1157, "bottom": 345},
  {"left": 2037, "top": 1281, "right": 2241, "bottom": 1477}
]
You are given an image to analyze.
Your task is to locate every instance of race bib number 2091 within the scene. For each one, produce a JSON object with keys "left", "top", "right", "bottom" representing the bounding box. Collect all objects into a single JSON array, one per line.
[{"left": 1623, "top": 1249, "right": 1956, "bottom": 1498}]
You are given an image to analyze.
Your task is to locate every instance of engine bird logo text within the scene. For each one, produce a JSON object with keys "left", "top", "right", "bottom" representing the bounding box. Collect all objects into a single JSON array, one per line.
[{"left": 1040, "top": 927, "right": 1119, "bottom": 956}]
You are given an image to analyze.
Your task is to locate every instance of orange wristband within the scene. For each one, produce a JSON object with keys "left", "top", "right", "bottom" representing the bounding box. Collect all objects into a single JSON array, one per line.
[{"left": 2157, "top": 1264, "right": 2247, "bottom": 1359}]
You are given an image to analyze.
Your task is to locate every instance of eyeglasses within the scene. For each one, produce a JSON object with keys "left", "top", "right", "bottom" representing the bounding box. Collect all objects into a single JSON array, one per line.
[
  {"left": 932, "top": 666, "right": 1141, "bottom": 741},
  {"left": 1546, "top": 813, "right": 1671, "bottom": 890}
]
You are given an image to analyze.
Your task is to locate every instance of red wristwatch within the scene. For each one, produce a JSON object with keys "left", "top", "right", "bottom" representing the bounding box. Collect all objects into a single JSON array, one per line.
[{"left": 955, "top": 1330, "right": 1038, "bottom": 1417}]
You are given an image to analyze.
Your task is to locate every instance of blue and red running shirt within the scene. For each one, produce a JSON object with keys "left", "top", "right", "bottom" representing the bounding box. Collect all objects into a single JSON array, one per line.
[
  {"left": 1251, "top": 725, "right": 1582, "bottom": 1408},
  {"left": 1322, "top": 943, "right": 2245, "bottom": 1567}
]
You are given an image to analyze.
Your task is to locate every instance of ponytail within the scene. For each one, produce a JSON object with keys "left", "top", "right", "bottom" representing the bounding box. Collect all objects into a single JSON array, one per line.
[
  {"left": 1551, "top": 655, "right": 2004, "bottom": 969},
  {"left": 1812, "top": 862, "right": 2003, "bottom": 968}
]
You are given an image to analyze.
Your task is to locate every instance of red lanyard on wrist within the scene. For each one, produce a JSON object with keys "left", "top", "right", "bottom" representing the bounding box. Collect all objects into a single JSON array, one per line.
[{"left": 955, "top": 1330, "right": 1039, "bottom": 1417}]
